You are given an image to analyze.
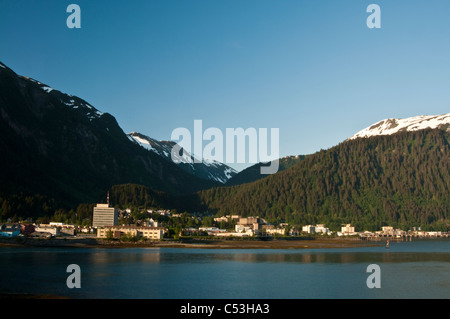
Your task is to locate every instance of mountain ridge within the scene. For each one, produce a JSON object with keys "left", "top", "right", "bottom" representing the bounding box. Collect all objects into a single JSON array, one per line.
[
  {"left": 0, "top": 61, "right": 219, "bottom": 212},
  {"left": 348, "top": 113, "right": 450, "bottom": 140}
]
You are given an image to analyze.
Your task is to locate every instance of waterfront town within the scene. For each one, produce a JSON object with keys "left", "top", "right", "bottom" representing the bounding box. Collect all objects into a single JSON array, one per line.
[{"left": 0, "top": 201, "right": 448, "bottom": 242}]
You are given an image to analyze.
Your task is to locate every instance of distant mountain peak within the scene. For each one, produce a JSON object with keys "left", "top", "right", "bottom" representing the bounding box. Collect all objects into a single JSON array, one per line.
[
  {"left": 128, "top": 132, "right": 237, "bottom": 184},
  {"left": 348, "top": 113, "right": 450, "bottom": 140}
]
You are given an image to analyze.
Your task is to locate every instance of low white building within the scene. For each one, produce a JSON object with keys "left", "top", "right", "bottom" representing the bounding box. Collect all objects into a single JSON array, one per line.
[
  {"left": 213, "top": 231, "right": 252, "bottom": 237},
  {"left": 341, "top": 224, "right": 355, "bottom": 233},
  {"left": 315, "top": 224, "right": 330, "bottom": 234},
  {"left": 199, "top": 227, "right": 229, "bottom": 236},
  {"left": 426, "top": 231, "right": 446, "bottom": 237},
  {"left": 302, "top": 224, "right": 331, "bottom": 235},
  {"left": 97, "top": 226, "right": 164, "bottom": 240},
  {"left": 302, "top": 225, "right": 315, "bottom": 234},
  {"left": 233, "top": 225, "right": 255, "bottom": 236},
  {"left": 49, "top": 222, "right": 64, "bottom": 227},
  {"left": 377, "top": 226, "right": 406, "bottom": 237},
  {"left": 145, "top": 218, "right": 160, "bottom": 227},
  {"left": 34, "top": 226, "right": 59, "bottom": 236},
  {"left": 338, "top": 224, "right": 357, "bottom": 236},
  {"left": 265, "top": 228, "right": 286, "bottom": 236},
  {"left": 359, "top": 231, "right": 376, "bottom": 237},
  {"left": 80, "top": 227, "right": 93, "bottom": 233}
]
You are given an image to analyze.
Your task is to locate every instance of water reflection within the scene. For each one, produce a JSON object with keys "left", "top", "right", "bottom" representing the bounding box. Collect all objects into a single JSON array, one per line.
[
  {"left": 159, "top": 251, "right": 450, "bottom": 264},
  {"left": 0, "top": 241, "right": 449, "bottom": 299},
  {"left": 88, "top": 248, "right": 162, "bottom": 265}
]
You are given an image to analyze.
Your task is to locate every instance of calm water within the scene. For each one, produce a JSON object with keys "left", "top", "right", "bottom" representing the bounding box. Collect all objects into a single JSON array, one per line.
[{"left": 0, "top": 239, "right": 449, "bottom": 299}]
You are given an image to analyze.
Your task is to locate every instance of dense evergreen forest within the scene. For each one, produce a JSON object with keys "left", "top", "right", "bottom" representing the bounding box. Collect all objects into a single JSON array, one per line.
[
  {"left": 195, "top": 129, "right": 450, "bottom": 231},
  {"left": 108, "top": 184, "right": 173, "bottom": 210},
  {"left": 225, "top": 155, "right": 307, "bottom": 186}
]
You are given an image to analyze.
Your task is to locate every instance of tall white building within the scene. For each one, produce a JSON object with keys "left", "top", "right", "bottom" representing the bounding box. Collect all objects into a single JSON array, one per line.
[{"left": 93, "top": 203, "right": 118, "bottom": 227}]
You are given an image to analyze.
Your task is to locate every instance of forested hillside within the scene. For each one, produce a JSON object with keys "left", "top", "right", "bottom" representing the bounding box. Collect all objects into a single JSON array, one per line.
[
  {"left": 195, "top": 129, "right": 450, "bottom": 231},
  {"left": 225, "top": 155, "right": 306, "bottom": 186}
]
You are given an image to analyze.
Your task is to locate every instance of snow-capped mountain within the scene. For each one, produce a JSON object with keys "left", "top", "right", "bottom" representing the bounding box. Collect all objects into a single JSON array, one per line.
[
  {"left": 348, "top": 113, "right": 450, "bottom": 140},
  {"left": 128, "top": 132, "right": 237, "bottom": 184},
  {"left": 0, "top": 61, "right": 219, "bottom": 206}
]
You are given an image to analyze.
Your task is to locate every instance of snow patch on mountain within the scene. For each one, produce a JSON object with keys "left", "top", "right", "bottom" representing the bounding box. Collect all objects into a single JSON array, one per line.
[
  {"left": 128, "top": 134, "right": 155, "bottom": 151},
  {"left": 9, "top": 70, "right": 105, "bottom": 122},
  {"left": 41, "top": 86, "right": 54, "bottom": 93},
  {"left": 348, "top": 113, "right": 450, "bottom": 140},
  {"left": 60, "top": 97, "right": 103, "bottom": 121}
]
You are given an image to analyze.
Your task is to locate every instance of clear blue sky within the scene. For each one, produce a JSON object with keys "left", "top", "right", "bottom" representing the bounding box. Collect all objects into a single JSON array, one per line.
[{"left": 1, "top": 0, "right": 450, "bottom": 171}]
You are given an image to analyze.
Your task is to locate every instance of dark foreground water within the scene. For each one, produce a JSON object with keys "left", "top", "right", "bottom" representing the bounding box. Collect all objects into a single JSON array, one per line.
[{"left": 0, "top": 239, "right": 448, "bottom": 299}]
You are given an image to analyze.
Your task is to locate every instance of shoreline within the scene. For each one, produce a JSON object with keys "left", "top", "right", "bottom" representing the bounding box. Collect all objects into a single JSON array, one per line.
[{"left": 0, "top": 236, "right": 388, "bottom": 250}]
